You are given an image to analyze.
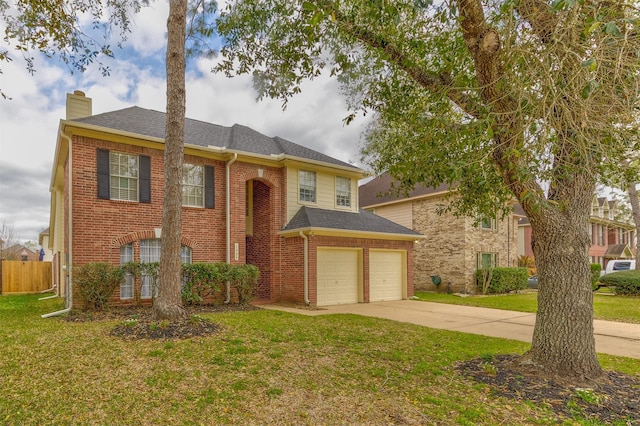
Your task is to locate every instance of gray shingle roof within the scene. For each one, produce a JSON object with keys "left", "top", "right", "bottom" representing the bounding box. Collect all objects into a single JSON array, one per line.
[
  {"left": 71, "top": 106, "right": 357, "bottom": 169},
  {"left": 283, "top": 206, "right": 420, "bottom": 236},
  {"left": 359, "top": 172, "right": 450, "bottom": 208}
]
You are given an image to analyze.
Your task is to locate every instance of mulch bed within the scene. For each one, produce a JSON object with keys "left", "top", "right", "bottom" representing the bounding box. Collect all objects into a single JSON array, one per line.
[
  {"left": 65, "top": 304, "right": 261, "bottom": 340},
  {"left": 457, "top": 354, "right": 640, "bottom": 424}
]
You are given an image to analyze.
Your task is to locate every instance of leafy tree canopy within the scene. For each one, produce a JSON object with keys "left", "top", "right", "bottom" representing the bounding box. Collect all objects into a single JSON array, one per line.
[
  {"left": 216, "top": 0, "right": 640, "bottom": 219},
  {"left": 0, "top": 0, "right": 218, "bottom": 98},
  {"left": 0, "top": 0, "right": 144, "bottom": 77}
]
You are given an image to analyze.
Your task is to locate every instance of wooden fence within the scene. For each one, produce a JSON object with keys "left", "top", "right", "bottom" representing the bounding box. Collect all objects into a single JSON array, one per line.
[{"left": 0, "top": 261, "right": 52, "bottom": 294}]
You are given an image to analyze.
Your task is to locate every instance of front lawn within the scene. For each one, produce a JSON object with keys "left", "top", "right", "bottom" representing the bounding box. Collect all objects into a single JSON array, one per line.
[
  {"left": 2, "top": 294, "right": 640, "bottom": 425},
  {"left": 414, "top": 291, "right": 640, "bottom": 324}
]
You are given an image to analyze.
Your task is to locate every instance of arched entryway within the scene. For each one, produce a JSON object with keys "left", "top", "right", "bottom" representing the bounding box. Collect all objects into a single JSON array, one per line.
[{"left": 245, "top": 179, "right": 273, "bottom": 299}]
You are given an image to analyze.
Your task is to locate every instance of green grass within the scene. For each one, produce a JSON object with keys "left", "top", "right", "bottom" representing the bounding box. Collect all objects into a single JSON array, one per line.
[
  {"left": 1, "top": 294, "right": 640, "bottom": 425},
  {"left": 414, "top": 291, "right": 640, "bottom": 324}
]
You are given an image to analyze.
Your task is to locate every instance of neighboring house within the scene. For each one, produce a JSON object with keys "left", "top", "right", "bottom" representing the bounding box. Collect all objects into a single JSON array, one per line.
[
  {"left": 517, "top": 196, "right": 635, "bottom": 270},
  {"left": 47, "top": 91, "right": 419, "bottom": 310},
  {"left": 1, "top": 244, "right": 38, "bottom": 261},
  {"left": 38, "top": 228, "right": 53, "bottom": 261},
  {"left": 359, "top": 173, "right": 522, "bottom": 294}
]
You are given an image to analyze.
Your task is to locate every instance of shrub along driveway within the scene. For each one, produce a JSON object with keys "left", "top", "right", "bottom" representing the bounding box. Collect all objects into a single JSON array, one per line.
[{"left": 263, "top": 300, "right": 640, "bottom": 359}]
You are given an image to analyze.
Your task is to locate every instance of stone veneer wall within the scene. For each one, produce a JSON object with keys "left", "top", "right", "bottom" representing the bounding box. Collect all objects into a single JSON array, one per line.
[{"left": 412, "top": 195, "right": 519, "bottom": 294}]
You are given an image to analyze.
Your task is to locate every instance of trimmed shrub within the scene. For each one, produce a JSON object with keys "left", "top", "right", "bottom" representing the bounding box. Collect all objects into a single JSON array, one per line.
[
  {"left": 229, "top": 264, "right": 260, "bottom": 304},
  {"left": 599, "top": 270, "right": 640, "bottom": 296},
  {"left": 181, "top": 262, "right": 229, "bottom": 305},
  {"left": 75, "top": 263, "right": 125, "bottom": 310},
  {"left": 590, "top": 263, "right": 602, "bottom": 290},
  {"left": 118, "top": 261, "right": 260, "bottom": 305},
  {"left": 475, "top": 267, "right": 528, "bottom": 294}
]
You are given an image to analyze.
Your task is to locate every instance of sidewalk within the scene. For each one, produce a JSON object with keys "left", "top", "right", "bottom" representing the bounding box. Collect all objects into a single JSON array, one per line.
[{"left": 261, "top": 300, "right": 640, "bottom": 359}]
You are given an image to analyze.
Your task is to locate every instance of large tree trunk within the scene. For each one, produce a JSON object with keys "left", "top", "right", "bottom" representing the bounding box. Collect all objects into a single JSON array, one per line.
[
  {"left": 628, "top": 183, "right": 640, "bottom": 270},
  {"left": 153, "top": 0, "right": 188, "bottom": 321},
  {"left": 456, "top": 0, "right": 603, "bottom": 383},
  {"left": 523, "top": 176, "right": 602, "bottom": 382}
]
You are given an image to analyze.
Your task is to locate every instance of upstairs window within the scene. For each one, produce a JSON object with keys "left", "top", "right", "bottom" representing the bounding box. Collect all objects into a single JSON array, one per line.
[
  {"left": 478, "top": 215, "right": 497, "bottom": 230},
  {"left": 299, "top": 170, "right": 316, "bottom": 203},
  {"left": 183, "top": 164, "right": 204, "bottom": 207},
  {"left": 97, "top": 149, "right": 150, "bottom": 203},
  {"left": 110, "top": 152, "right": 139, "bottom": 201},
  {"left": 598, "top": 225, "right": 605, "bottom": 246},
  {"left": 336, "top": 177, "right": 351, "bottom": 207}
]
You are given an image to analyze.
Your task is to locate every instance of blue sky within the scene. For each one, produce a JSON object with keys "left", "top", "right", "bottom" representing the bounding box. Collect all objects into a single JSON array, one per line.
[{"left": 0, "top": 1, "right": 370, "bottom": 244}]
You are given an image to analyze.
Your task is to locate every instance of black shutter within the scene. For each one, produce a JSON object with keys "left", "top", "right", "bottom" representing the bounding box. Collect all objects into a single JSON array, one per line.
[
  {"left": 139, "top": 155, "right": 151, "bottom": 203},
  {"left": 205, "top": 165, "right": 215, "bottom": 208},
  {"left": 97, "top": 149, "right": 110, "bottom": 199}
]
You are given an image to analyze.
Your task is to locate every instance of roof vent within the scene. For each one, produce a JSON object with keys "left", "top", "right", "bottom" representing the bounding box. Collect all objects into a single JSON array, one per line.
[{"left": 66, "top": 90, "right": 92, "bottom": 120}]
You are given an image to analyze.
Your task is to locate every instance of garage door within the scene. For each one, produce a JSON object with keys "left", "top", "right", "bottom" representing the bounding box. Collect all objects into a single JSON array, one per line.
[
  {"left": 369, "top": 250, "right": 404, "bottom": 302},
  {"left": 317, "top": 248, "right": 360, "bottom": 306}
]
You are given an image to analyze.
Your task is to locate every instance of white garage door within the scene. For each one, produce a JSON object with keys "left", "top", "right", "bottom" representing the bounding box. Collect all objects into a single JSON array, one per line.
[
  {"left": 317, "top": 248, "right": 360, "bottom": 306},
  {"left": 369, "top": 250, "right": 404, "bottom": 302}
]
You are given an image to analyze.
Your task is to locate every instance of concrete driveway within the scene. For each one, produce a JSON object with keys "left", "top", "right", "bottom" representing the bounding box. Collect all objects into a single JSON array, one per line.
[{"left": 261, "top": 300, "right": 640, "bottom": 359}]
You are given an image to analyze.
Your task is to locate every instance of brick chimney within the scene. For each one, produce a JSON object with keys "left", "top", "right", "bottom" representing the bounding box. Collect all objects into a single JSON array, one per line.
[{"left": 65, "top": 90, "right": 92, "bottom": 119}]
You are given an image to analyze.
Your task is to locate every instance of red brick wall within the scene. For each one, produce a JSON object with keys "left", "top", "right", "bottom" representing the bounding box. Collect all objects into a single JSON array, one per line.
[
  {"left": 246, "top": 180, "right": 273, "bottom": 299},
  {"left": 226, "top": 163, "right": 283, "bottom": 302},
  {"left": 67, "top": 136, "right": 285, "bottom": 308},
  {"left": 280, "top": 236, "right": 305, "bottom": 303}
]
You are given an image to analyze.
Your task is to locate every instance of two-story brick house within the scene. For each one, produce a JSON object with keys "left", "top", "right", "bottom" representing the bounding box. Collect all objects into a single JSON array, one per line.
[
  {"left": 518, "top": 196, "right": 635, "bottom": 269},
  {"left": 47, "top": 91, "right": 420, "bottom": 311},
  {"left": 359, "top": 173, "right": 522, "bottom": 294}
]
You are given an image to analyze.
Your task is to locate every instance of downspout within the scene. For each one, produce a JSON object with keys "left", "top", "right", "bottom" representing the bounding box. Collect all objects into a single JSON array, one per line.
[
  {"left": 42, "top": 130, "right": 73, "bottom": 318},
  {"left": 224, "top": 153, "right": 238, "bottom": 303},
  {"left": 299, "top": 231, "right": 310, "bottom": 305}
]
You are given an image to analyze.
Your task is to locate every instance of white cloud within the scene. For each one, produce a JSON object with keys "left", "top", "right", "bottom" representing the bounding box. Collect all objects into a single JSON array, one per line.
[{"left": 126, "top": 1, "right": 170, "bottom": 55}]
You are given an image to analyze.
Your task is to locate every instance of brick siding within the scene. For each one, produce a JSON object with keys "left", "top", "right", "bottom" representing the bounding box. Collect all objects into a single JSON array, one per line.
[{"left": 412, "top": 195, "right": 518, "bottom": 294}]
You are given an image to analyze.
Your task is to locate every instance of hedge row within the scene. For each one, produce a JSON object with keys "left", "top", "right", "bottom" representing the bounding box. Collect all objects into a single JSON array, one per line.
[
  {"left": 599, "top": 270, "right": 640, "bottom": 296},
  {"left": 75, "top": 262, "right": 260, "bottom": 310},
  {"left": 475, "top": 267, "right": 528, "bottom": 294}
]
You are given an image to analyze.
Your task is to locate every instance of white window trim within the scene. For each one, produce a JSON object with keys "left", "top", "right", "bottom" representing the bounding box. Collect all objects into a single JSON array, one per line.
[
  {"left": 139, "top": 239, "right": 192, "bottom": 299},
  {"left": 477, "top": 252, "right": 499, "bottom": 269},
  {"left": 335, "top": 176, "right": 352, "bottom": 209},
  {"left": 298, "top": 169, "right": 317, "bottom": 204},
  {"left": 119, "top": 243, "right": 134, "bottom": 300},
  {"left": 478, "top": 214, "right": 497, "bottom": 231},
  {"left": 182, "top": 163, "right": 205, "bottom": 208},
  {"left": 110, "top": 152, "right": 139, "bottom": 202}
]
